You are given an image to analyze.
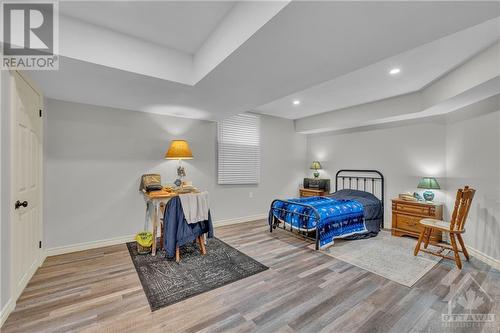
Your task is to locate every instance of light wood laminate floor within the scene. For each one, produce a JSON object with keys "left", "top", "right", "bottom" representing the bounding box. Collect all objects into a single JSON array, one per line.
[{"left": 3, "top": 220, "right": 500, "bottom": 333}]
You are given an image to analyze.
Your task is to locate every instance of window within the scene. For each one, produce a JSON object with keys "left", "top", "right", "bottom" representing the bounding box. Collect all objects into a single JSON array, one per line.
[{"left": 217, "top": 113, "right": 260, "bottom": 185}]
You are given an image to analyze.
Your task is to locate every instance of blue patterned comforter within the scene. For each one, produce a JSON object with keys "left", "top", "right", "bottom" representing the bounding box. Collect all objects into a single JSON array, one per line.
[{"left": 270, "top": 196, "right": 367, "bottom": 248}]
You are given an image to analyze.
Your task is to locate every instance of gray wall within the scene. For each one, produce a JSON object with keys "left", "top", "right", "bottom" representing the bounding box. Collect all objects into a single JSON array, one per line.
[
  {"left": 1, "top": 70, "right": 12, "bottom": 312},
  {"left": 305, "top": 99, "right": 500, "bottom": 261},
  {"left": 307, "top": 121, "right": 447, "bottom": 229},
  {"left": 44, "top": 99, "right": 306, "bottom": 249},
  {"left": 446, "top": 107, "right": 500, "bottom": 261}
]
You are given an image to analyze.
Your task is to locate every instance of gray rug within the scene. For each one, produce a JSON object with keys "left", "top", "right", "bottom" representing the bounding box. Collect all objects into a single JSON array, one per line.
[
  {"left": 127, "top": 238, "right": 268, "bottom": 311},
  {"left": 312, "top": 231, "right": 444, "bottom": 287}
]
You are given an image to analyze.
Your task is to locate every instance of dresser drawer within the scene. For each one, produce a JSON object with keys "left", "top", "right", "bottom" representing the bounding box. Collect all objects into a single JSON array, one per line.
[
  {"left": 395, "top": 203, "right": 430, "bottom": 216},
  {"left": 394, "top": 213, "right": 423, "bottom": 233},
  {"left": 299, "top": 188, "right": 326, "bottom": 197}
]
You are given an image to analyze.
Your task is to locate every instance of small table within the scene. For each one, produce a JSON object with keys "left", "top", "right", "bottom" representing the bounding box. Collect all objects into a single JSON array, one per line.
[{"left": 143, "top": 190, "right": 177, "bottom": 256}]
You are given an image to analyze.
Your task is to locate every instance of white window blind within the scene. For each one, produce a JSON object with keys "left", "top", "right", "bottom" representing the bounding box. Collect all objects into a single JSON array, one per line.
[{"left": 218, "top": 113, "right": 260, "bottom": 185}]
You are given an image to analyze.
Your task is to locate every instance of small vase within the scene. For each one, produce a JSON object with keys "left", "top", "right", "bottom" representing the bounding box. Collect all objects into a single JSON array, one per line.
[{"left": 423, "top": 190, "right": 435, "bottom": 202}]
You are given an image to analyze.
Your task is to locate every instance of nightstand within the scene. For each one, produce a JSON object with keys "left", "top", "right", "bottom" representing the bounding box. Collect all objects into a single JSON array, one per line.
[
  {"left": 391, "top": 198, "right": 443, "bottom": 242},
  {"left": 299, "top": 188, "right": 327, "bottom": 197}
]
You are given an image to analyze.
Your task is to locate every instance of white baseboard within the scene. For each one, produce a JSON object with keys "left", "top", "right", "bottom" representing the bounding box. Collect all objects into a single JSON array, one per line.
[
  {"left": 45, "top": 215, "right": 268, "bottom": 257},
  {"left": 467, "top": 246, "right": 500, "bottom": 271},
  {"left": 214, "top": 213, "right": 267, "bottom": 227},
  {"left": 46, "top": 234, "right": 135, "bottom": 257},
  {"left": 2, "top": 251, "right": 46, "bottom": 327},
  {"left": 0, "top": 297, "right": 15, "bottom": 328}
]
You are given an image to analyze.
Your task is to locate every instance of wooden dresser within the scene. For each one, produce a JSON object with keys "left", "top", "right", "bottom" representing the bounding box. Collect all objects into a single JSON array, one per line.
[
  {"left": 392, "top": 198, "right": 443, "bottom": 242},
  {"left": 299, "top": 188, "right": 327, "bottom": 197}
]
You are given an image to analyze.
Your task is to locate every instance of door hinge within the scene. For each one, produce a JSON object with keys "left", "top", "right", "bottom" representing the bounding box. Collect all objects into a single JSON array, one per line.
[
  {"left": 39, "top": 109, "right": 42, "bottom": 117},
  {"left": 39, "top": 241, "right": 42, "bottom": 249}
]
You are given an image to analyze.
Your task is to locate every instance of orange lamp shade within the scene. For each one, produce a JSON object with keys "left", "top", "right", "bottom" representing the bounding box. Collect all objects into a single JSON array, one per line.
[{"left": 164, "top": 140, "right": 193, "bottom": 159}]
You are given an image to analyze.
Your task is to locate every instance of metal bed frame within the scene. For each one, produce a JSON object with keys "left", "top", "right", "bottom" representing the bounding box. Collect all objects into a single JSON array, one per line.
[{"left": 269, "top": 169, "right": 384, "bottom": 250}]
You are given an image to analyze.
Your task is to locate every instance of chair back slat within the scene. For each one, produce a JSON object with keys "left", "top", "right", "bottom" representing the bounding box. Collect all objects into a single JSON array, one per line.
[
  {"left": 458, "top": 187, "right": 475, "bottom": 231},
  {"left": 449, "top": 189, "right": 462, "bottom": 230},
  {"left": 450, "top": 186, "right": 475, "bottom": 231}
]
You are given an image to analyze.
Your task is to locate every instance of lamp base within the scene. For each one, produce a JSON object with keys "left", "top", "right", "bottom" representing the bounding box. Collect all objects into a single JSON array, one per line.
[
  {"left": 423, "top": 190, "right": 435, "bottom": 202},
  {"left": 175, "top": 160, "right": 186, "bottom": 187},
  {"left": 177, "top": 165, "right": 186, "bottom": 178},
  {"left": 313, "top": 171, "right": 319, "bottom": 178}
]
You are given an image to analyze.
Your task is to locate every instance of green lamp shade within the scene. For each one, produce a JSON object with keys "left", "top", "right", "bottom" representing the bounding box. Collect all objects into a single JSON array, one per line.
[
  {"left": 310, "top": 161, "right": 322, "bottom": 170},
  {"left": 417, "top": 177, "right": 440, "bottom": 190}
]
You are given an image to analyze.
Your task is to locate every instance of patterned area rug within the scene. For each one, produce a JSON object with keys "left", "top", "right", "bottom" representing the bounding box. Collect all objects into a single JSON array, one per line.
[
  {"left": 311, "top": 231, "right": 444, "bottom": 287},
  {"left": 127, "top": 238, "right": 268, "bottom": 311}
]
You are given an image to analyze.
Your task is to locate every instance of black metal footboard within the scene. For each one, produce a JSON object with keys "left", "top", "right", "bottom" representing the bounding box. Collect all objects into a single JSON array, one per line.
[{"left": 269, "top": 199, "right": 321, "bottom": 250}]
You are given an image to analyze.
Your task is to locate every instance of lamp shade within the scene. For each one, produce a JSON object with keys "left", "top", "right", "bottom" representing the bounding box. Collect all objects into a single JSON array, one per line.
[
  {"left": 165, "top": 140, "right": 193, "bottom": 159},
  {"left": 310, "top": 161, "right": 322, "bottom": 170},
  {"left": 417, "top": 177, "right": 440, "bottom": 190}
]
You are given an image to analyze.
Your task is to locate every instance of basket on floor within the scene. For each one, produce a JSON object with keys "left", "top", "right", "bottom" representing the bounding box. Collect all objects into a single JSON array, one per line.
[{"left": 135, "top": 231, "right": 153, "bottom": 254}]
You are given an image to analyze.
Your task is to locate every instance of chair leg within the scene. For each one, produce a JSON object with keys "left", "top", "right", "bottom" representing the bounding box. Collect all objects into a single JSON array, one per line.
[
  {"left": 423, "top": 227, "right": 432, "bottom": 249},
  {"left": 175, "top": 246, "right": 180, "bottom": 263},
  {"left": 197, "top": 235, "right": 207, "bottom": 255},
  {"left": 456, "top": 234, "right": 470, "bottom": 261},
  {"left": 414, "top": 228, "right": 426, "bottom": 256},
  {"left": 449, "top": 234, "right": 462, "bottom": 269}
]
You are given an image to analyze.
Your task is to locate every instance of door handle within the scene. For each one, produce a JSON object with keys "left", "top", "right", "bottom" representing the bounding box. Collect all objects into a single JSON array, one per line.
[{"left": 15, "top": 200, "right": 28, "bottom": 209}]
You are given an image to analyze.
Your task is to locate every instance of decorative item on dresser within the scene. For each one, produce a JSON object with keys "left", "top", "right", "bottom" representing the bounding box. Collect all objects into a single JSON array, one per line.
[
  {"left": 300, "top": 177, "right": 330, "bottom": 197},
  {"left": 417, "top": 177, "right": 441, "bottom": 202},
  {"left": 310, "top": 161, "right": 322, "bottom": 178},
  {"left": 392, "top": 198, "right": 443, "bottom": 242}
]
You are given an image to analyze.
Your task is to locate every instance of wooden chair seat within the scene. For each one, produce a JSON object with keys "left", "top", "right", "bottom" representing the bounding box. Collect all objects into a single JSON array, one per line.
[
  {"left": 419, "top": 219, "right": 465, "bottom": 233},
  {"left": 414, "top": 186, "right": 475, "bottom": 269}
]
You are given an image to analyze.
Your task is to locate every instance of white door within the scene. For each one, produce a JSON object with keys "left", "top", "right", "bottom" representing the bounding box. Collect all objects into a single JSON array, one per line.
[{"left": 11, "top": 71, "right": 43, "bottom": 299}]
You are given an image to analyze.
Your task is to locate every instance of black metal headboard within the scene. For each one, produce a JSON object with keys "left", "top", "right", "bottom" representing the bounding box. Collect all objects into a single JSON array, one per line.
[{"left": 335, "top": 169, "right": 384, "bottom": 228}]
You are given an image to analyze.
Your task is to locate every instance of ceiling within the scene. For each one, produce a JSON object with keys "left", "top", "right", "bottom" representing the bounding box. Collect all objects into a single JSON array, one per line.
[
  {"left": 255, "top": 17, "right": 500, "bottom": 119},
  {"left": 59, "top": 1, "right": 236, "bottom": 54},
  {"left": 27, "top": 1, "right": 500, "bottom": 121}
]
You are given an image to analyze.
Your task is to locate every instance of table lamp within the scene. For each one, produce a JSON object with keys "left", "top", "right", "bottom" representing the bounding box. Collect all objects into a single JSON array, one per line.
[
  {"left": 165, "top": 140, "right": 193, "bottom": 186},
  {"left": 310, "top": 161, "right": 322, "bottom": 178},
  {"left": 417, "top": 177, "right": 440, "bottom": 202}
]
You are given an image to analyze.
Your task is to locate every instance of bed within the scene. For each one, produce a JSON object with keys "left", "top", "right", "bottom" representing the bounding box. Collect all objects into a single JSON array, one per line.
[{"left": 269, "top": 169, "right": 384, "bottom": 250}]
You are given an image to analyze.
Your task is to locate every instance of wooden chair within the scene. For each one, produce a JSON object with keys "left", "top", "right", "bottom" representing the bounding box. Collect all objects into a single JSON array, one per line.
[
  {"left": 159, "top": 202, "right": 207, "bottom": 263},
  {"left": 175, "top": 237, "right": 206, "bottom": 263},
  {"left": 414, "top": 186, "right": 475, "bottom": 269}
]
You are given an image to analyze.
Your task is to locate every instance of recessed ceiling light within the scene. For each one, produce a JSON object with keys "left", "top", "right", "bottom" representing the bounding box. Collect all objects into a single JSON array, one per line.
[
  {"left": 293, "top": 100, "right": 301, "bottom": 105},
  {"left": 389, "top": 68, "right": 401, "bottom": 75}
]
